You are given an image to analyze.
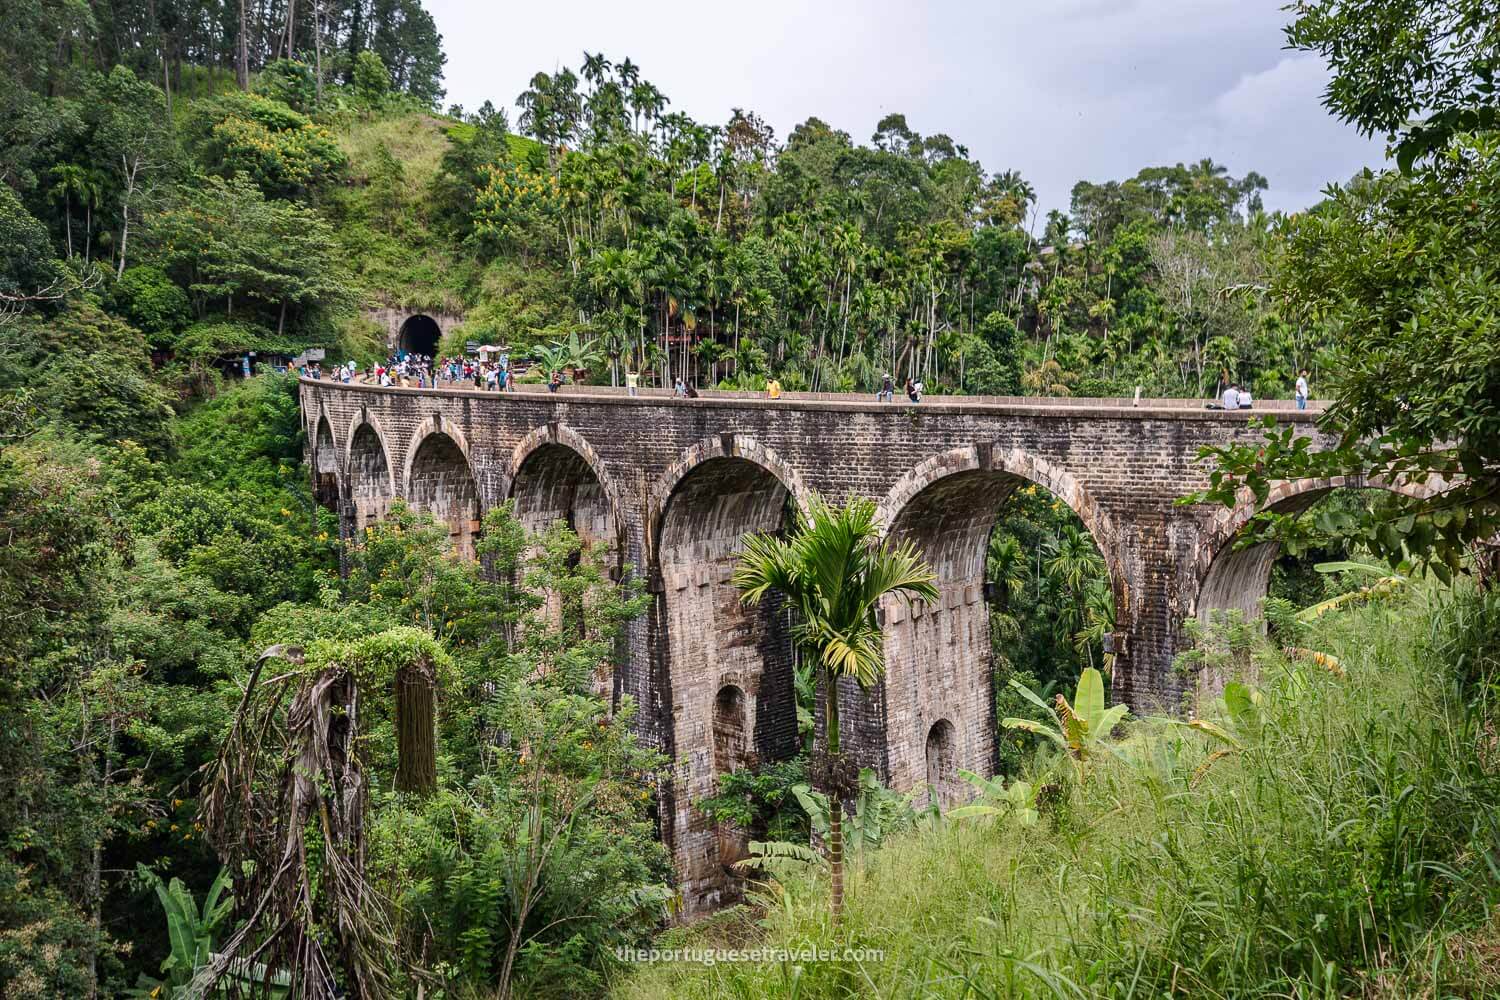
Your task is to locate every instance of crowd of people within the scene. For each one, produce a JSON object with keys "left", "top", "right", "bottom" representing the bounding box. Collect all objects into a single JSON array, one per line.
[
  {"left": 298, "top": 351, "right": 1311, "bottom": 413},
  {"left": 298, "top": 352, "right": 549, "bottom": 391}
]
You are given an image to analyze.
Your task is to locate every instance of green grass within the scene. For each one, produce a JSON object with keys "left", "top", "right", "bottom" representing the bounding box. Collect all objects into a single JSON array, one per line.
[
  {"left": 337, "top": 111, "right": 451, "bottom": 189},
  {"left": 327, "top": 110, "right": 475, "bottom": 313},
  {"left": 613, "top": 586, "right": 1500, "bottom": 999}
]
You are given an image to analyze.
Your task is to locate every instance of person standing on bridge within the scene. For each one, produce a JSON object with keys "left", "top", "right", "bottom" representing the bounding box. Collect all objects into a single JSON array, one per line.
[
  {"left": 625, "top": 369, "right": 639, "bottom": 397},
  {"left": 1295, "top": 369, "right": 1310, "bottom": 410}
]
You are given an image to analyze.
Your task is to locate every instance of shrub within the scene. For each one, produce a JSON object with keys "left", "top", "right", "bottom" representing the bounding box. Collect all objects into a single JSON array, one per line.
[{"left": 616, "top": 585, "right": 1500, "bottom": 999}]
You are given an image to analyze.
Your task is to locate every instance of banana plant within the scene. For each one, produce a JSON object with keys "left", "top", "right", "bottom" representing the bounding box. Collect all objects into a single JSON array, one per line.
[
  {"left": 946, "top": 769, "right": 1038, "bottom": 826},
  {"left": 1002, "top": 666, "right": 1127, "bottom": 778},
  {"left": 1297, "top": 559, "right": 1408, "bottom": 622},
  {"left": 736, "top": 769, "right": 918, "bottom": 890},
  {"left": 128, "top": 867, "right": 234, "bottom": 997},
  {"left": 790, "top": 768, "right": 919, "bottom": 858},
  {"left": 1171, "top": 680, "right": 1264, "bottom": 785}
]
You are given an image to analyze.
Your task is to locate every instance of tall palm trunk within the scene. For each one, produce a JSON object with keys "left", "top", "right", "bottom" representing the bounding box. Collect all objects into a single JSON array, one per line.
[
  {"left": 824, "top": 667, "right": 844, "bottom": 922},
  {"left": 236, "top": 0, "right": 249, "bottom": 89},
  {"left": 394, "top": 658, "right": 436, "bottom": 796}
]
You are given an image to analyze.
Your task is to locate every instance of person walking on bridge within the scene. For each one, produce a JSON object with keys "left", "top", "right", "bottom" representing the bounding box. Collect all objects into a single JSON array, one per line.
[{"left": 1295, "top": 369, "right": 1310, "bottom": 410}]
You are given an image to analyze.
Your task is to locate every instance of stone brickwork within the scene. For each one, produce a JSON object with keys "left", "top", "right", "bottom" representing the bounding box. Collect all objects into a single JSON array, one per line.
[
  {"left": 300, "top": 379, "right": 1362, "bottom": 913},
  {"left": 364, "top": 307, "right": 464, "bottom": 355}
]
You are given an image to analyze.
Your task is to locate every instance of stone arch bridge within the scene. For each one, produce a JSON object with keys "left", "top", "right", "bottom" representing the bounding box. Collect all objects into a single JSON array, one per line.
[{"left": 301, "top": 378, "right": 1370, "bottom": 911}]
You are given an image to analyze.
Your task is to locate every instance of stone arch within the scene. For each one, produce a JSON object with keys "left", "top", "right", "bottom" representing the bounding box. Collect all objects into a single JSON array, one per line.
[
  {"left": 403, "top": 415, "right": 481, "bottom": 560},
  {"left": 648, "top": 433, "right": 812, "bottom": 550},
  {"left": 653, "top": 436, "right": 802, "bottom": 914},
  {"left": 505, "top": 423, "right": 625, "bottom": 560},
  {"left": 873, "top": 444, "right": 1125, "bottom": 794},
  {"left": 398, "top": 314, "right": 441, "bottom": 358},
  {"left": 312, "top": 415, "right": 340, "bottom": 512},
  {"left": 344, "top": 411, "right": 397, "bottom": 530},
  {"left": 876, "top": 444, "right": 1122, "bottom": 584},
  {"left": 1194, "top": 475, "right": 1438, "bottom": 622}
]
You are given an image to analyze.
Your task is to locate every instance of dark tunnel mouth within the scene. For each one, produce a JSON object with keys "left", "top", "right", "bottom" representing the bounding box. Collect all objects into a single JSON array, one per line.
[{"left": 398, "top": 314, "right": 441, "bottom": 358}]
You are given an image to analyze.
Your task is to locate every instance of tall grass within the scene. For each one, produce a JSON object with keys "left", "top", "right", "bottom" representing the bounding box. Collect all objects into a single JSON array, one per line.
[
  {"left": 614, "top": 586, "right": 1500, "bottom": 999},
  {"left": 337, "top": 111, "right": 450, "bottom": 189}
]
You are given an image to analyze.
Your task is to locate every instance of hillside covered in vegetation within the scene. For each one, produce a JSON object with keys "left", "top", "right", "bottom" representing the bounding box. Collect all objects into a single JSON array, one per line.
[{"left": 2, "top": 0, "right": 1499, "bottom": 997}]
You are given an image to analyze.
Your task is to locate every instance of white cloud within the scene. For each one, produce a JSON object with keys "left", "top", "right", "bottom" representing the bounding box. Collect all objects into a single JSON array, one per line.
[{"left": 424, "top": 0, "right": 1387, "bottom": 218}]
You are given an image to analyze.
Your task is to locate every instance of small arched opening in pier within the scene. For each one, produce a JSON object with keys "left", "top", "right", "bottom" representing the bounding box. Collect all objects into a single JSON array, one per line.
[{"left": 925, "top": 718, "right": 959, "bottom": 808}]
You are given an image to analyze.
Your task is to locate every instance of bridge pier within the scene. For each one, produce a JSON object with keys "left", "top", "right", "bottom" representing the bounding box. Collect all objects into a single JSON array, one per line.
[{"left": 300, "top": 379, "right": 1335, "bottom": 915}]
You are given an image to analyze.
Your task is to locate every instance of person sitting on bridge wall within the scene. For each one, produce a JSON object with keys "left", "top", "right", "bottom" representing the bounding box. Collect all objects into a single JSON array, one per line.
[
  {"left": 1238, "top": 385, "right": 1254, "bottom": 409},
  {"left": 877, "top": 373, "right": 894, "bottom": 402},
  {"left": 767, "top": 377, "right": 781, "bottom": 399}
]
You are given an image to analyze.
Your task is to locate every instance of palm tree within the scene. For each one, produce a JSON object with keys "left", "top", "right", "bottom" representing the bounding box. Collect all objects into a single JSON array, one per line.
[
  {"left": 1044, "top": 524, "right": 1108, "bottom": 663},
  {"left": 987, "top": 533, "right": 1026, "bottom": 609},
  {"left": 581, "top": 50, "right": 611, "bottom": 89},
  {"left": 733, "top": 495, "right": 937, "bottom": 921}
]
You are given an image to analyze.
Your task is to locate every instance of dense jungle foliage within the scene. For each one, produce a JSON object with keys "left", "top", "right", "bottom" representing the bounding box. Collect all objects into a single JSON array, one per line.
[{"left": 2, "top": 0, "right": 1498, "bottom": 996}]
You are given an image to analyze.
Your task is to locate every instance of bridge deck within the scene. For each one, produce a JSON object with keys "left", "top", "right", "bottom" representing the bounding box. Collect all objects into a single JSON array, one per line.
[{"left": 303, "top": 377, "right": 1325, "bottom": 422}]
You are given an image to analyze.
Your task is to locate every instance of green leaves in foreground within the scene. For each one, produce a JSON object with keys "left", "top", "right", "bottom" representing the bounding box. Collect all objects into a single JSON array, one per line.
[
  {"left": 128, "top": 867, "right": 233, "bottom": 996},
  {"left": 733, "top": 494, "right": 938, "bottom": 689},
  {"left": 1002, "top": 667, "right": 1126, "bottom": 776},
  {"left": 946, "top": 770, "right": 1038, "bottom": 826}
]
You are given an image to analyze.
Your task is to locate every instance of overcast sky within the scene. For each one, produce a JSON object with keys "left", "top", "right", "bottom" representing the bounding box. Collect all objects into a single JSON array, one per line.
[{"left": 426, "top": 0, "right": 1386, "bottom": 221}]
